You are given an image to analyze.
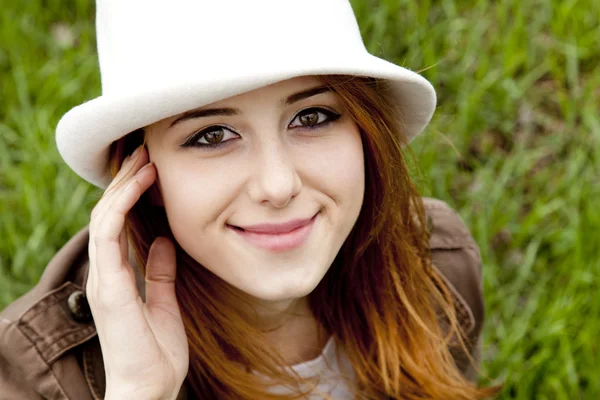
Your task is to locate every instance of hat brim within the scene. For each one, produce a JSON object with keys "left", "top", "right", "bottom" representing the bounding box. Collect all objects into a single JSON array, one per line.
[{"left": 56, "top": 52, "right": 436, "bottom": 188}]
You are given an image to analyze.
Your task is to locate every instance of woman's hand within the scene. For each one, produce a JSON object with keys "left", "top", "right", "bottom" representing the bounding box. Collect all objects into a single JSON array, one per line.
[{"left": 86, "top": 145, "right": 189, "bottom": 400}]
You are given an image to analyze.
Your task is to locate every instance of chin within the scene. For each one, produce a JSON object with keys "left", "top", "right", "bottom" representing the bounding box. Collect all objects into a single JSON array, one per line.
[{"left": 241, "top": 280, "right": 319, "bottom": 303}]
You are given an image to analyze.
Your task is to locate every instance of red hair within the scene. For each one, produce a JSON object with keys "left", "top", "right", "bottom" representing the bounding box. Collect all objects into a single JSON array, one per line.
[{"left": 108, "top": 75, "right": 500, "bottom": 399}]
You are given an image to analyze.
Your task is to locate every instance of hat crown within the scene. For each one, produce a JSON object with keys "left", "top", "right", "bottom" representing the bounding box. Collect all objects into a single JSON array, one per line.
[
  {"left": 57, "top": 0, "right": 436, "bottom": 189},
  {"left": 96, "top": 0, "right": 367, "bottom": 94}
]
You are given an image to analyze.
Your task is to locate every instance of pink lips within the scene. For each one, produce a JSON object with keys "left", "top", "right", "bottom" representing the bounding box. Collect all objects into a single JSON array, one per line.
[{"left": 229, "top": 213, "right": 318, "bottom": 252}]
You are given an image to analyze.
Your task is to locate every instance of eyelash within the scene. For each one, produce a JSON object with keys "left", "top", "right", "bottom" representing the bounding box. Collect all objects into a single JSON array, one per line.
[{"left": 181, "top": 107, "right": 341, "bottom": 149}]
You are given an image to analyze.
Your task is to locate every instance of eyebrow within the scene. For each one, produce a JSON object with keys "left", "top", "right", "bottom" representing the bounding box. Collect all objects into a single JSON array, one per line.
[
  {"left": 169, "top": 85, "right": 331, "bottom": 127},
  {"left": 281, "top": 85, "right": 331, "bottom": 107}
]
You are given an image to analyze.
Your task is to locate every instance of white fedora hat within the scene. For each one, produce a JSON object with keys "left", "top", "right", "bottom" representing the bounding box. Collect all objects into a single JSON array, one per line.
[{"left": 56, "top": 0, "right": 437, "bottom": 189}]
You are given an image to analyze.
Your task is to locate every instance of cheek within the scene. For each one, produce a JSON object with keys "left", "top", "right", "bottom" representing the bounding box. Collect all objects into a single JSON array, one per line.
[
  {"left": 300, "top": 125, "right": 365, "bottom": 204},
  {"left": 156, "top": 159, "right": 240, "bottom": 237}
]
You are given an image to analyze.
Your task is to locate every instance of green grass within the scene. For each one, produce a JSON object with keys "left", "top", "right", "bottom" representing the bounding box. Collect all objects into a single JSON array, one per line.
[{"left": 1, "top": 0, "right": 598, "bottom": 398}]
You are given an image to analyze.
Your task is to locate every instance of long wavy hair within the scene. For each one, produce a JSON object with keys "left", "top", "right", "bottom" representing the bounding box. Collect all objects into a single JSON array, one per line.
[{"left": 107, "top": 75, "right": 499, "bottom": 399}]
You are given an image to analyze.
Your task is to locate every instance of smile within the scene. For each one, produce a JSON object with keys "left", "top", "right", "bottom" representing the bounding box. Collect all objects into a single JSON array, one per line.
[{"left": 228, "top": 212, "right": 319, "bottom": 252}]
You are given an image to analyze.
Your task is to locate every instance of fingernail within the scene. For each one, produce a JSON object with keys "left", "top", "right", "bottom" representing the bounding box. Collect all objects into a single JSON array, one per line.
[{"left": 136, "top": 162, "right": 153, "bottom": 175}]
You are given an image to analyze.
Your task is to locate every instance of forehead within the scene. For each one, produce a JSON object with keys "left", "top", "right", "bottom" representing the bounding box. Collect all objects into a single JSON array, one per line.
[{"left": 195, "top": 75, "right": 326, "bottom": 109}]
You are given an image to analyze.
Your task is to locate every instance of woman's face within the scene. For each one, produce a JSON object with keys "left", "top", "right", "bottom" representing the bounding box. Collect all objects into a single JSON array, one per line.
[{"left": 145, "top": 76, "right": 364, "bottom": 302}]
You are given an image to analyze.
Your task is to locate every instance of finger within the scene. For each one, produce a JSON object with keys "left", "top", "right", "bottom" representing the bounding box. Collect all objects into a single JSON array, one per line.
[
  {"left": 87, "top": 153, "right": 153, "bottom": 307},
  {"left": 94, "top": 147, "right": 150, "bottom": 219},
  {"left": 145, "top": 237, "right": 179, "bottom": 311},
  {"left": 93, "top": 163, "right": 157, "bottom": 283},
  {"left": 89, "top": 146, "right": 149, "bottom": 269},
  {"left": 88, "top": 147, "right": 149, "bottom": 241},
  {"left": 88, "top": 146, "right": 147, "bottom": 285},
  {"left": 104, "top": 145, "right": 147, "bottom": 196}
]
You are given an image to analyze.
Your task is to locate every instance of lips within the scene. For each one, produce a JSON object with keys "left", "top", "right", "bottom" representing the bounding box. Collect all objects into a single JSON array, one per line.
[
  {"left": 228, "top": 212, "right": 319, "bottom": 252},
  {"left": 230, "top": 215, "right": 315, "bottom": 234}
]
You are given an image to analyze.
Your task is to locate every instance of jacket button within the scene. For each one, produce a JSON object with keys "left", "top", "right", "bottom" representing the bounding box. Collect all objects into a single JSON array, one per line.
[{"left": 67, "top": 290, "right": 92, "bottom": 323}]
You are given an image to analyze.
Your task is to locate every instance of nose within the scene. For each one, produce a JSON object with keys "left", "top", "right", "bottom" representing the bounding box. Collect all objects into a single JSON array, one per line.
[{"left": 247, "top": 140, "right": 302, "bottom": 208}]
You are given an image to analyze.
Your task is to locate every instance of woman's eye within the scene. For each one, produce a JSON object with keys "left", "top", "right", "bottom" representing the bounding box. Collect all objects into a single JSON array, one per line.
[
  {"left": 182, "top": 108, "right": 340, "bottom": 149},
  {"left": 289, "top": 108, "right": 341, "bottom": 129},
  {"left": 183, "top": 126, "right": 239, "bottom": 148}
]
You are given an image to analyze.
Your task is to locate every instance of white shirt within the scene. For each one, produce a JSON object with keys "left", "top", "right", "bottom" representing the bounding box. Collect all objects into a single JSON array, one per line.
[{"left": 266, "top": 336, "right": 357, "bottom": 399}]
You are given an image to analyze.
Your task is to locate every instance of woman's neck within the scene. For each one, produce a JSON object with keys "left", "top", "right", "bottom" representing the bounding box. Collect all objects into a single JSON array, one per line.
[
  {"left": 264, "top": 309, "right": 330, "bottom": 365},
  {"left": 241, "top": 295, "right": 331, "bottom": 365}
]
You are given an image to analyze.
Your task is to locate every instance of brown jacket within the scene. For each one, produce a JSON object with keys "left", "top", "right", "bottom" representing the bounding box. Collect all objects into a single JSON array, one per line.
[{"left": 0, "top": 198, "right": 485, "bottom": 399}]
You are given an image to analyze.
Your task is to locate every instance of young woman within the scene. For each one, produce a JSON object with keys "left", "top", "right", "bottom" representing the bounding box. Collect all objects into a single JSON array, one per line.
[{"left": 0, "top": 0, "right": 500, "bottom": 399}]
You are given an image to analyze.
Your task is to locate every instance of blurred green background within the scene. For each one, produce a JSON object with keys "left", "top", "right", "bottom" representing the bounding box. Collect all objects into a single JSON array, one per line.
[{"left": 1, "top": 0, "right": 598, "bottom": 398}]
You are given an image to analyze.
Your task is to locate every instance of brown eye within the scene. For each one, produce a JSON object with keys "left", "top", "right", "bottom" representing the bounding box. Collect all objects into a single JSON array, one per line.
[
  {"left": 289, "top": 107, "right": 341, "bottom": 130},
  {"left": 204, "top": 128, "right": 225, "bottom": 144},
  {"left": 182, "top": 126, "right": 240, "bottom": 148},
  {"left": 299, "top": 111, "right": 320, "bottom": 126}
]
